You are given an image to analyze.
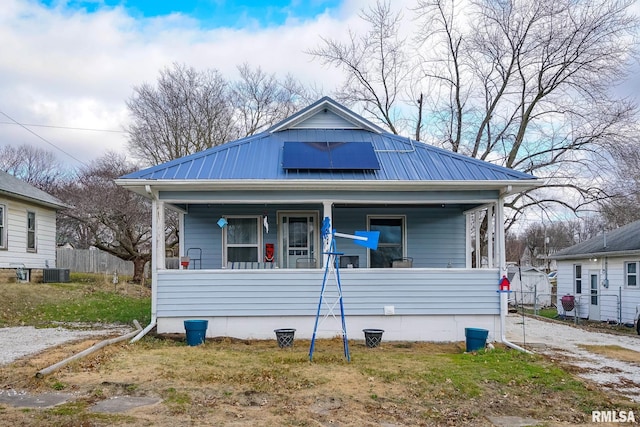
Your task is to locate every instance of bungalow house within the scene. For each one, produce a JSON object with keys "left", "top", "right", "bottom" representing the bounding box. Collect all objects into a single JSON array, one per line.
[
  {"left": 116, "top": 97, "right": 540, "bottom": 343},
  {"left": 551, "top": 220, "right": 640, "bottom": 327},
  {"left": 0, "top": 170, "right": 67, "bottom": 282}
]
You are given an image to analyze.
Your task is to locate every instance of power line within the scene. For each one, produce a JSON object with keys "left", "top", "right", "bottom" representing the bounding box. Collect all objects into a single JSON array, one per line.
[
  {"left": 0, "top": 121, "right": 125, "bottom": 133},
  {"left": 0, "top": 111, "right": 89, "bottom": 167}
]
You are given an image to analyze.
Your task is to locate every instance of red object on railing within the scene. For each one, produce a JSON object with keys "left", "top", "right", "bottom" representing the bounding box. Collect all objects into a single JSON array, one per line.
[{"left": 499, "top": 275, "right": 510, "bottom": 291}]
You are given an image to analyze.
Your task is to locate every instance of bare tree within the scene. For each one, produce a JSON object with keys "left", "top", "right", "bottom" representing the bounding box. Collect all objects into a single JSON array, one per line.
[
  {"left": 313, "top": 0, "right": 640, "bottom": 227},
  {"left": 308, "top": 1, "right": 412, "bottom": 136},
  {"left": 56, "top": 153, "right": 166, "bottom": 283},
  {"left": 593, "top": 130, "right": 640, "bottom": 227},
  {"left": 126, "top": 63, "right": 238, "bottom": 165},
  {"left": 505, "top": 230, "right": 526, "bottom": 264},
  {"left": 231, "top": 64, "right": 312, "bottom": 136},
  {"left": 127, "top": 62, "right": 314, "bottom": 165},
  {"left": 0, "top": 144, "right": 68, "bottom": 193}
]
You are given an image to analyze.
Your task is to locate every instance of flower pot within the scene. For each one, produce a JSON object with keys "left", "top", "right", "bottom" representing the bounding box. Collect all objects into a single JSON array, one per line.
[
  {"left": 274, "top": 328, "right": 296, "bottom": 348},
  {"left": 184, "top": 320, "right": 208, "bottom": 346},
  {"left": 363, "top": 329, "right": 384, "bottom": 348},
  {"left": 464, "top": 327, "right": 488, "bottom": 352}
]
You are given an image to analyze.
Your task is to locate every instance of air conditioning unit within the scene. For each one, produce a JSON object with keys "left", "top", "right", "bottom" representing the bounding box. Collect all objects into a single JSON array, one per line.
[{"left": 43, "top": 268, "right": 70, "bottom": 283}]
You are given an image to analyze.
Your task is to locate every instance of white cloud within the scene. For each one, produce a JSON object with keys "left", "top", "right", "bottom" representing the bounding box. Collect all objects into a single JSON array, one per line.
[{"left": 0, "top": 0, "right": 395, "bottom": 168}]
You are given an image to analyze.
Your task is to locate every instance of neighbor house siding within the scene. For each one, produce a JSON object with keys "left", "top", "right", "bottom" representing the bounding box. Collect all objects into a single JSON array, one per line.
[
  {"left": 156, "top": 268, "right": 500, "bottom": 318},
  {"left": 557, "top": 258, "right": 640, "bottom": 324},
  {"left": 0, "top": 198, "right": 57, "bottom": 269}
]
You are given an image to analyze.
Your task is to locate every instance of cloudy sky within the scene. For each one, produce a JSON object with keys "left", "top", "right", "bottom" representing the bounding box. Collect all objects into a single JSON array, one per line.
[
  {"left": 0, "top": 0, "right": 386, "bottom": 169},
  {"left": 2, "top": 0, "right": 638, "bottom": 172}
]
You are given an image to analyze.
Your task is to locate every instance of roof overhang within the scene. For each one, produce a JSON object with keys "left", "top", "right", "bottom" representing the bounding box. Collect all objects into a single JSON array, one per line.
[
  {"left": 115, "top": 178, "right": 542, "bottom": 199},
  {"left": 0, "top": 189, "right": 68, "bottom": 210},
  {"left": 551, "top": 249, "right": 640, "bottom": 260}
]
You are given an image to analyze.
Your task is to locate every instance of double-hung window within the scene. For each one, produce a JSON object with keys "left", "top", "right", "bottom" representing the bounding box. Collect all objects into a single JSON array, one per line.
[
  {"left": 625, "top": 261, "right": 638, "bottom": 288},
  {"left": 574, "top": 264, "right": 582, "bottom": 294},
  {"left": 0, "top": 204, "right": 5, "bottom": 249},
  {"left": 368, "top": 216, "right": 405, "bottom": 268},
  {"left": 27, "top": 211, "right": 36, "bottom": 252},
  {"left": 223, "top": 216, "right": 261, "bottom": 263}
]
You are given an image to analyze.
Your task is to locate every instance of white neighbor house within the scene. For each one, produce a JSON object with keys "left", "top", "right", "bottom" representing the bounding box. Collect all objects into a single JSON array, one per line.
[
  {"left": 0, "top": 171, "right": 67, "bottom": 281},
  {"left": 551, "top": 220, "right": 640, "bottom": 327}
]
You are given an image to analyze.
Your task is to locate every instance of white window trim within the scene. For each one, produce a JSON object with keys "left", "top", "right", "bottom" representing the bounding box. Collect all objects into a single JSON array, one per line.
[
  {"left": 27, "top": 210, "right": 36, "bottom": 253},
  {"left": 367, "top": 214, "right": 407, "bottom": 268},
  {"left": 574, "top": 264, "right": 582, "bottom": 294},
  {"left": 221, "top": 215, "right": 262, "bottom": 265},
  {"left": 625, "top": 261, "right": 638, "bottom": 288},
  {"left": 0, "top": 204, "right": 6, "bottom": 249}
]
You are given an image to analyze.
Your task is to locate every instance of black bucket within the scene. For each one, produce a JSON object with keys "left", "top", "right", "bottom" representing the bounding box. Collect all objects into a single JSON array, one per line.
[
  {"left": 363, "top": 329, "right": 384, "bottom": 348},
  {"left": 274, "top": 328, "right": 296, "bottom": 348}
]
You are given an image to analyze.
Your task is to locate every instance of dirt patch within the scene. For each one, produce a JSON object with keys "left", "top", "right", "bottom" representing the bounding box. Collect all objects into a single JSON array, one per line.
[{"left": 578, "top": 344, "right": 640, "bottom": 365}]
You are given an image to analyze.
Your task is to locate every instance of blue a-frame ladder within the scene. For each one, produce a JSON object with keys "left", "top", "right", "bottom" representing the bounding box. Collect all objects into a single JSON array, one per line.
[{"left": 308, "top": 218, "right": 379, "bottom": 362}]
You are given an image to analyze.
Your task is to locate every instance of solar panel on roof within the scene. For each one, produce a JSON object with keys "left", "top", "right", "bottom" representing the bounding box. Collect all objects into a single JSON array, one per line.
[{"left": 282, "top": 141, "right": 380, "bottom": 170}]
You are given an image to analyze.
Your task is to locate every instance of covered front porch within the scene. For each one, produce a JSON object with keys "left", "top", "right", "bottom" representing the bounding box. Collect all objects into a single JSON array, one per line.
[
  {"left": 154, "top": 189, "right": 507, "bottom": 272},
  {"left": 147, "top": 190, "right": 509, "bottom": 341}
]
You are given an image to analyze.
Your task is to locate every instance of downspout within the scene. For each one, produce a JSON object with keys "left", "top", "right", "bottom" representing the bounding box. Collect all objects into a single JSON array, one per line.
[
  {"left": 131, "top": 184, "right": 158, "bottom": 343},
  {"left": 496, "top": 196, "right": 533, "bottom": 354}
]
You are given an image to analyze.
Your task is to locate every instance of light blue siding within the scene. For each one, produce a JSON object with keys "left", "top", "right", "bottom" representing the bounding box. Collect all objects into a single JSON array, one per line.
[
  {"left": 157, "top": 268, "right": 500, "bottom": 317},
  {"left": 183, "top": 204, "right": 468, "bottom": 269},
  {"left": 333, "top": 206, "right": 466, "bottom": 268}
]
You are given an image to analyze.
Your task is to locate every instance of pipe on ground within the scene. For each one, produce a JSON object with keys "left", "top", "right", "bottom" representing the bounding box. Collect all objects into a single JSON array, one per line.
[
  {"left": 129, "top": 316, "right": 156, "bottom": 343},
  {"left": 35, "top": 320, "right": 142, "bottom": 378}
]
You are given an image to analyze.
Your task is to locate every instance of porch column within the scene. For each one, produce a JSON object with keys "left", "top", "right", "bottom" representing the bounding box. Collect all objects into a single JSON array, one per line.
[
  {"left": 322, "top": 201, "right": 333, "bottom": 267},
  {"left": 154, "top": 199, "right": 166, "bottom": 271},
  {"left": 178, "top": 211, "right": 185, "bottom": 269},
  {"left": 495, "top": 198, "right": 507, "bottom": 276}
]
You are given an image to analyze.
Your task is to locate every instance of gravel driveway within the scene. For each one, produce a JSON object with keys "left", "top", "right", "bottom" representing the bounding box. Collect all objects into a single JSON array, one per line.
[
  {"left": 506, "top": 314, "right": 640, "bottom": 402},
  {"left": 0, "top": 325, "right": 133, "bottom": 365}
]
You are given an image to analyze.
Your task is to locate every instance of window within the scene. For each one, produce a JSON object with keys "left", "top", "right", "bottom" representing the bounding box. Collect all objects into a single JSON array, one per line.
[
  {"left": 574, "top": 264, "right": 582, "bottom": 294},
  {"left": 27, "top": 211, "right": 36, "bottom": 252},
  {"left": 625, "top": 262, "right": 638, "bottom": 288},
  {"left": 223, "top": 216, "right": 260, "bottom": 263},
  {"left": 0, "top": 204, "right": 5, "bottom": 249},
  {"left": 368, "top": 216, "right": 405, "bottom": 268}
]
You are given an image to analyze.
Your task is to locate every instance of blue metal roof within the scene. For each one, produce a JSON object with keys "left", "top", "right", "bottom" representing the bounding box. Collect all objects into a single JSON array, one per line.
[
  {"left": 122, "top": 129, "right": 535, "bottom": 182},
  {"left": 121, "top": 97, "right": 536, "bottom": 183}
]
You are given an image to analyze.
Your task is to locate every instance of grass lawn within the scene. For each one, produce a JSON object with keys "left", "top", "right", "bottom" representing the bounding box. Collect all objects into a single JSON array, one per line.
[
  {"left": 0, "top": 275, "right": 637, "bottom": 426},
  {"left": 0, "top": 272, "right": 151, "bottom": 327}
]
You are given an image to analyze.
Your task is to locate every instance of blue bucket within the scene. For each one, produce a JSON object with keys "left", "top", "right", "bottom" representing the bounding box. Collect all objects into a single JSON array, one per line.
[
  {"left": 184, "top": 320, "right": 208, "bottom": 346},
  {"left": 464, "top": 327, "right": 488, "bottom": 352}
]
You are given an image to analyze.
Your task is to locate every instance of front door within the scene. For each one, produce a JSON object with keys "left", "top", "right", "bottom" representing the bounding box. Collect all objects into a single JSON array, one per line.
[
  {"left": 279, "top": 212, "right": 319, "bottom": 268},
  {"left": 589, "top": 271, "right": 600, "bottom": 321}
]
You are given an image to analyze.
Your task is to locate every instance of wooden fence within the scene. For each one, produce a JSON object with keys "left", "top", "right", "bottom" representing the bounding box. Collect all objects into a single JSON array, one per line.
[{"left": 56, "top": 248, "right": 134, "bottom": 276}]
